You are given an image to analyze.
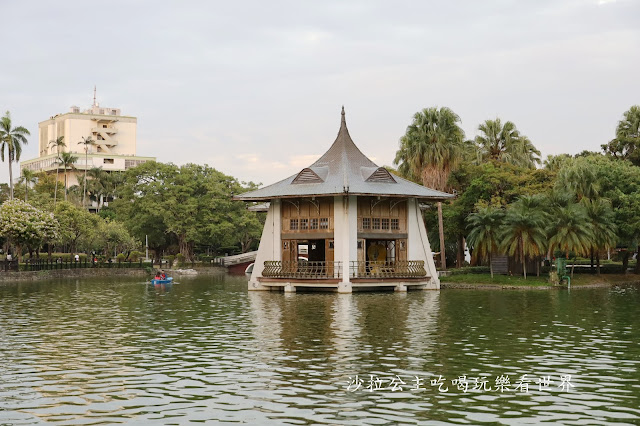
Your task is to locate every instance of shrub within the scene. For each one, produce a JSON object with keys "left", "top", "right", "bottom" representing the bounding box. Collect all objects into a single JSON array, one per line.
[{"left": 129, "top": 251, "right": 143, "bottom": 262}]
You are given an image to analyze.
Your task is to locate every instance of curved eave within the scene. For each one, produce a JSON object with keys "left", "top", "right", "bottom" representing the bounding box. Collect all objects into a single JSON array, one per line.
[{"left": 234, "top": 190, "right": 454, "bottom": 202}]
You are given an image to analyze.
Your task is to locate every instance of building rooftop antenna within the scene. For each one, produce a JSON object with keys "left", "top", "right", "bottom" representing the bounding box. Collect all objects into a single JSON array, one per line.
[{"left": 93, "top": 85, "right": 98, "bottom": 107}]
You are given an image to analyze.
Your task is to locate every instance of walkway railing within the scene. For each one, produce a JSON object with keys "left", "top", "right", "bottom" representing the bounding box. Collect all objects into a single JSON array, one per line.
[
  {"left": 262, "top": 261, "right": 342, "bottom": 279},
  {"left": 349, "top": 261, "right": 427, "bottom": 279},
  {"left": 1, "top": 259, "right": 153, "bottom": 272}
]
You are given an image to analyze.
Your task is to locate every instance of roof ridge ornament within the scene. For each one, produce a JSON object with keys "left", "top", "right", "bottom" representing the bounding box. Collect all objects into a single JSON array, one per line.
[{"left": 341, "top": 105, "right": 346, "bottom": 127}]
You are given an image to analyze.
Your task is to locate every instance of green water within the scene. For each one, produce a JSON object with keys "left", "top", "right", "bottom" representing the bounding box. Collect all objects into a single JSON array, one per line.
[{"left": 1, "top": 274, "right": 639, "bottom": 425}]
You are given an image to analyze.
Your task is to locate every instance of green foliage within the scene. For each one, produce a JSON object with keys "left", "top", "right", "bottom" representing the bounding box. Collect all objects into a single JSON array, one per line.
[
  {"left": 111, "top": 161, "right": 262, "bottom": 261},
  {"left": 500, "top": 196, "right": 547, "bottom": 278},
  {"left": 466, "top": 206, "right": 504, "bottom": 277},
  {"left": 475, "top": 118, "right": 540, "bottom": 168},
  {"left": 602, "top": 105, "right": 640, "bottom": 165},
  {"left": 394, "top": 106, "right": 465, "bottom": 190},
  {"left": 129, "top": 251, "right": 143, "bottom": 261},
  {"left": 0, "top": 111, "right": 30, "bottom": 199},
  {"left": 0, "top": 200, "right": 58, "bottom": 261}
]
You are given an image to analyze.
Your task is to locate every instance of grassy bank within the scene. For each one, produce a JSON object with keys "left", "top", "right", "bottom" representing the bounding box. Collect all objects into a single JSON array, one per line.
[{"left": 440, "top": 273, "right": 640, "bottom": 287}]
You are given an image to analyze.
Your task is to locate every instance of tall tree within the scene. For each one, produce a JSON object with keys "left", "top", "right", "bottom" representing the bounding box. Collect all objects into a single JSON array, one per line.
[
  {"left": 555, "top": 157, "right": 600, "bottom": 201},
  {"left": 547, "top": 203, "right": 595, "bottom": 276},
  {"left": 394, "top": 107, "right": 465, "bottom": 191},
  {"left": 466, "top": 207, "right": 505, "bottom": 278},
  {"left": 86, "top": 167, "right": 107, "bottom": 211},
  {"left": 500, "top": 195, "right": 547, "bottom": 279},
  {"left": 394, "top": 107, "right": 465, "bottom": 269},
  {"left": 475, "top": 119, "right": 540, "bottom": 168},
  {"left": 17, "top": 169, "right": 37, "bottom": 202},
  {"left": 57, "top": 152, "right": 78, "bottom": 201},
  {"left": 582, "top": 198, "right": 617, "bottom": 275},
  {"left": 78, "top": 136, "right": 96, "bottom": 208},
  {"left": 0, "top": 111, "right": 30, "bottom": 199},
  {"left": 601, "top": 105, "right": 640, "bottom": 165},
  {"left": 49, "top": 136, "right": 66, "bottom": 206}
]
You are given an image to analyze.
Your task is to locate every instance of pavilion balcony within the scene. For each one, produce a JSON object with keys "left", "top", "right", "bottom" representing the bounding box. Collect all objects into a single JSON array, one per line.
[
  {"left": 262, "top": 261, "right": 342, "bottom": 279},
  {"left": 349, "top": 261, "right": 427, "bottom": 279}
]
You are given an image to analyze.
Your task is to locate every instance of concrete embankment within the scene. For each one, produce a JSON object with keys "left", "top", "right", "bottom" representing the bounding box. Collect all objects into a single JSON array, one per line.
[
  {"left": 0, "top": 267, "right": 227, "bottom": 283},
  {"left": 440, "top": 282, "right": 613, "bottom": 290}
]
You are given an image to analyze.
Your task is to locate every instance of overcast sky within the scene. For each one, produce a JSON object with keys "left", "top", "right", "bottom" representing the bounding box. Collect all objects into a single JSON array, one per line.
[{"left": 1, "top": 0, "right": 638, "bottom": 186}]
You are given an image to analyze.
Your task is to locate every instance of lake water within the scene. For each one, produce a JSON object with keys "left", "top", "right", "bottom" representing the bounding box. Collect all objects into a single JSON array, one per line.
[{"left": 1, "top": 274, "right": 639, "bottom": 425}]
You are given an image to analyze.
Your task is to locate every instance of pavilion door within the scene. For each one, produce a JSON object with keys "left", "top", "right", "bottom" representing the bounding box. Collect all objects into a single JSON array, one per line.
[{"left": 326, "top": 239, "right": 335, "bottom": 277}]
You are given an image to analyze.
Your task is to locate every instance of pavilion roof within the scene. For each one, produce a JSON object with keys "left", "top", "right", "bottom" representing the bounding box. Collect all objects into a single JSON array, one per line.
[{"left": 234, "top": 108, "right": 453, "bottom": 201}]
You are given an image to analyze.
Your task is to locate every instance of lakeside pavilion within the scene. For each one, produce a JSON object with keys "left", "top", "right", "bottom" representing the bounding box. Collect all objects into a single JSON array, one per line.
[{"left": 234, "top": 108, "right": 453, "bottom": 293}]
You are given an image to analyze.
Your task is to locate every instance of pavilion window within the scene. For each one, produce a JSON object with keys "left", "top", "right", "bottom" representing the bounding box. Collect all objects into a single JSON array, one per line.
[
  {"left": 290, "top": 219, "right": 299, "bottom": 230},
  {"left": 362, "top": 217, "right": 370, "bottom": 229},
  {"left": 310, "top": 218, "right": 319, "bottom": 230},
  {"left": 391, "top": 218, "right": 399, "bottom": 230},
  {"left": 300, "top": 218, "right": 309, "bottom": 230},
  {"left": 381, "top": 218, "right": 390, "bottom": 230},
  {"left": 372, "top": 218, "right": 380, "bottom": 229},
  {"left": 320, "top": 218, "right": 329, "bottom": 229}
]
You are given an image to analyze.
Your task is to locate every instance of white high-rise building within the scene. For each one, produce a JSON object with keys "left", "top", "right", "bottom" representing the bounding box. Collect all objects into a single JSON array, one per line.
[{"left": 20, "top": 90, "right": 155, "bottom": 187}]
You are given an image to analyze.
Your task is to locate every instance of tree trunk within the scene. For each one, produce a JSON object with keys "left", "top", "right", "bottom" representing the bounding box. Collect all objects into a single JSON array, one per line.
[
  {"left": 622, "top": 251, "right": 630, "bottom": 275},
  {"left": 54, "top": 158, "right": 59, "bottom": 206},
  {"left": 489, "top": 256, "right": 494, "bottom": 279},
  {"left": 596, "top": 252, "right": 601, "bottom": 275},
  {"left": 8, "top": 158, "right": 14, "bottom": 200},
  {"left": 64, "top": 170, "right": 68, "bottom": 201},
  {"left": 437, "top": 202, "right": 446, "bottom": 270},
  {"left": 536, "top": 256, "right": 540, "bottom": 277},
  {"left": 456, "top": 235, "right": 465, "bottom": 268},
  {"left": 83, "top": 149, "right": 88, "bottom": 208},
  {"left": 178, "top": 234, "right": 194, "bottom": 262},
  {"left": 571, "top": 257, "right": 576, "bottom": 278},
  {"left": 635, "top": 245, "right": 640, "bottom": 274},
  {"left": 590, "top": 247, "right": 594, "bottom": 274},
  {"left": 520, "top": 239, "right": 527, "bottom": 279}
]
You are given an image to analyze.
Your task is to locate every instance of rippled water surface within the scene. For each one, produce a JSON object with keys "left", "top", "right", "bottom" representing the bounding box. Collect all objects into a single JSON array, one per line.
[{"left": 1, "top": 274, "right": 640, "bottom": 425}]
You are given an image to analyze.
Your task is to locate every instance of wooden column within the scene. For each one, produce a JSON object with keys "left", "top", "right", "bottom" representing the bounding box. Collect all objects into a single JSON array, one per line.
[{"left": 437, "top": 201, "right": 446, "bottom": 270}]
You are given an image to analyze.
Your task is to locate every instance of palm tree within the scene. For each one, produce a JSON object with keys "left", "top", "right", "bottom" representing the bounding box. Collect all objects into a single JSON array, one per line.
[
  {"left": 393, "top": 107, "right": 465, "bottom": 270},
  {"left": 582, "top": 198, "right": 617, "bottom": 275},
  {"left": 49, "top": 136, "right": 66, "bottom": 206},
  {"left": 601, "top": 105, "right": 640, "bottom": 165},
  {"left": 475, "top": 119, "right": 541, "bottom": 168},
  {"left": 543, "top": 154, "right": 572, "bottom": 172},
  {"left": 466, "top": 207, "right": 505, "bottom": 278},
  {"left": 78, "top": 136, "right": 96, "bottom": 208},
  {"left": 394, "top": 107, "right": 465, "bottom": 191},
  {"left": 556, "top": 158, "right": 600, "bottom": 201},
  {"left": 18, "top": 169, "right": 37, "bottom": 202},
  {"left": 500, "top": 196, "right": 547, "bottom": 279},
  {"left": 0, "top": 111, "right": 30, "bottom": 199},
  {"left": 547, "top": 203, "right": 595, "bottom": 277},
  {"left": 86, "top": 167, "right": 107, "bottom": 210},
  {"left": 57, "top": 151, "right": 78, "bottom": 201}
]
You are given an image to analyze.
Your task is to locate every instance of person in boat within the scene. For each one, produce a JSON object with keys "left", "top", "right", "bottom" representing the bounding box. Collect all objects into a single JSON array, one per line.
[
  {"left": 154, "top": 272, "right": 161, "bottom": 281},
  {"left": 160, "top": 271, "right": 166, "bottom": 280}
]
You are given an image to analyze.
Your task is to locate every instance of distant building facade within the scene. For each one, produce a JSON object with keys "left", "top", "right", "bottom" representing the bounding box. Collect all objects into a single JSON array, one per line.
[{"left": 20, "top": 95, "right": 154, "bottom": 188}]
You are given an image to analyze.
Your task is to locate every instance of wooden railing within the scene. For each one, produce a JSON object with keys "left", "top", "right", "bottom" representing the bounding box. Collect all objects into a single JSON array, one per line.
[
  {"left": 349, "top": 261, "right": 427, "bottom": 278},
  {"left": 262, "top": 261, "right": 342, "bottom": 279}
]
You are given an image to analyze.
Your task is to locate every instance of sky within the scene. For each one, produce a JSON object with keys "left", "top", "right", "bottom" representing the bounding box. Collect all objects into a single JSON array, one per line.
[{"left": 1, "top": 0, "right": 638, "bottom": 187}]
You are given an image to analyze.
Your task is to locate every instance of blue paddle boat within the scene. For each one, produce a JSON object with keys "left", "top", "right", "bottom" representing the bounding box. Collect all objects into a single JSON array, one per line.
[{"left": 151, "top": 277, "right": 173, "bottom": 285}]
